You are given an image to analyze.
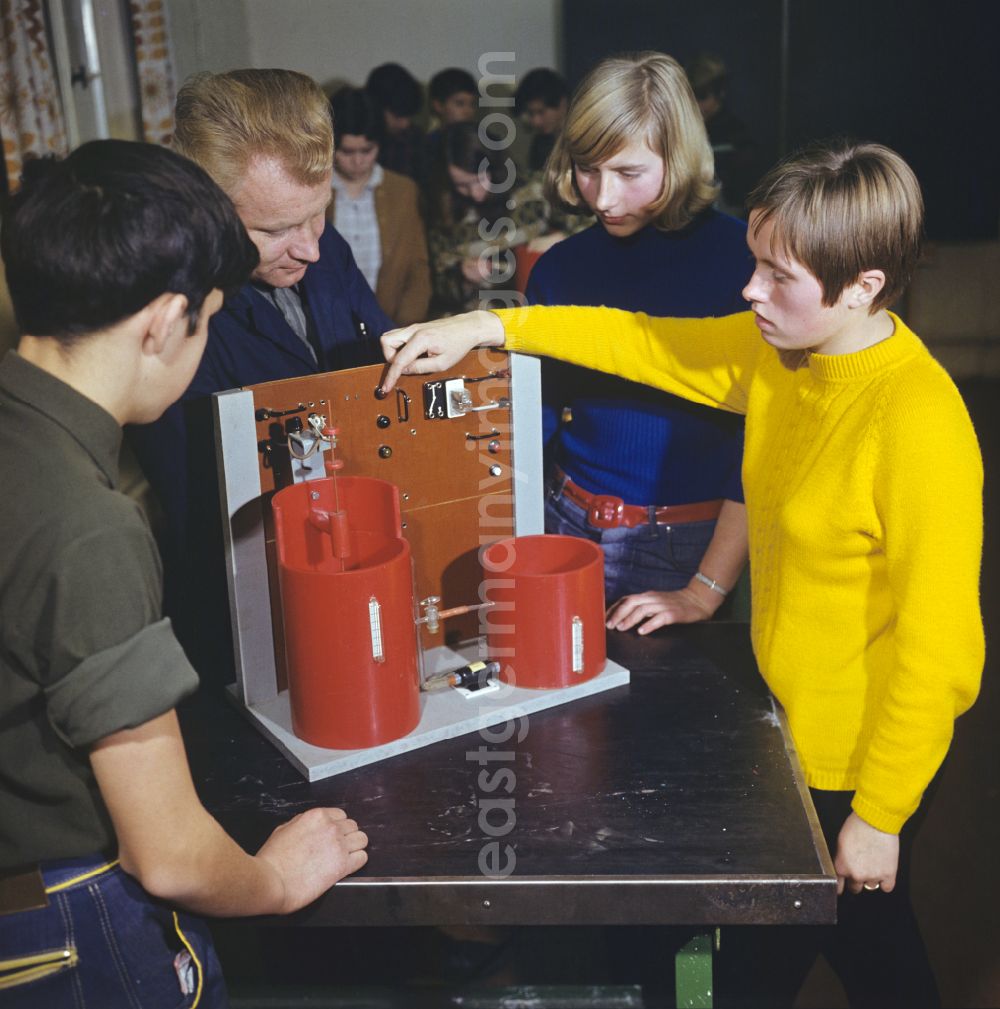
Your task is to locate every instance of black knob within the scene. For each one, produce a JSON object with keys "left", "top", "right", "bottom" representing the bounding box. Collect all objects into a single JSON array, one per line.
[
  {"left": 378, "top": 445, "right": 393, "bottom": 459},
  {"left": 376, "top": 415, "right": 391, "bottom": 429}
]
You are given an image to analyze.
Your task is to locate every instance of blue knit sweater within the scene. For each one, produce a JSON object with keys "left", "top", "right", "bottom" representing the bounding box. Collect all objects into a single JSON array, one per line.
[{"left": 526, "top": 212, "right": 752, "bottom": 504}]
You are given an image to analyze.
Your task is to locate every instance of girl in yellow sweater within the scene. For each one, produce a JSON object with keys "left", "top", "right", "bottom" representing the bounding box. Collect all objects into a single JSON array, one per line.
[{"left": 380, "top": 141, "right": 984, "bottom": 1008}]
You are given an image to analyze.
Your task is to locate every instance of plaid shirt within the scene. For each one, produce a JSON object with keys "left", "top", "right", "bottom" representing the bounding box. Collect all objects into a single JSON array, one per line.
[
  {"left": 331, "top": 164, "right": 383, "bottom": 291},
  {"left": 428, "top": 172, "right": 592, "bottom": 315}
]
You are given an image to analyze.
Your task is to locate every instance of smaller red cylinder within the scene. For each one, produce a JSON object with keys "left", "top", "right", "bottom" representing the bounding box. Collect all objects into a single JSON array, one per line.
[
  {"left": 481, "top": 535, "right": 606, "bottom": 689},
  {"left": 271, "top": 476, "right": 420, "bottom": 749}
]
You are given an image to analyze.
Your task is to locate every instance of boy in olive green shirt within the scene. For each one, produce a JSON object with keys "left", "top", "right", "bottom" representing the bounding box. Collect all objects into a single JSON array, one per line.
[{"left": 0, "top": 140, "right": 367, "bottom": 1007}]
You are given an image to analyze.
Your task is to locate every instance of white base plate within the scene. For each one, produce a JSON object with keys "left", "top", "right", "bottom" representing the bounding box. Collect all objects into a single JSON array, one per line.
[{"left": 227, "top": 642, "right": 630, "bottom": 781}]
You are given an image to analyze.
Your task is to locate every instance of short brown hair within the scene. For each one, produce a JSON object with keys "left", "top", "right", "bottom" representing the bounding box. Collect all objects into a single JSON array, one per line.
[
  {"left": 544, "top": 51, "right": 718, "bottom": 231},
  {"left": 173, "top": 69, "right": 333, "bottom": 195},
  {"left": 747, "top": 140, "right": 924, "bottom": 312}
]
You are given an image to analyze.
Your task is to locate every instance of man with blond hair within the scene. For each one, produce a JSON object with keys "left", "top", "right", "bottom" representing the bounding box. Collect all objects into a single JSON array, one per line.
[
  {"left": 170, "top": 68, "right": 392, "bottom": 381},
  {"left": 132, "top": 69, "right": 392, "bottom": 681}
]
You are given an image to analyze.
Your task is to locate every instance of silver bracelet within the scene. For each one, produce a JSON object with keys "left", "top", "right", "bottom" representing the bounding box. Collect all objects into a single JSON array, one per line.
[{"left": 693, "top": 571, "right": 728, "bottom": 597}]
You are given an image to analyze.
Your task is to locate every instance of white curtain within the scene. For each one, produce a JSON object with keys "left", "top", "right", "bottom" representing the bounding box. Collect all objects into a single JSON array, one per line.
[
  {"left": 126, "top": 0, "right": 175, "bottom": 145},
  {"left": 0, "top": 0, "right": 69, "bottom": 189}
]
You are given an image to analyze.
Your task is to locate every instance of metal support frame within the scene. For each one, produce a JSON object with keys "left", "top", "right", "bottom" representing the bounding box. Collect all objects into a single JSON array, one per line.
[
  {"left": 675, "top": 931, "right": 716, "bottom": 1008},
  {"left": 215, "top": 385, "right": 277, "bottom": 707},
  {"left": 508, "top": 351, "right": 544, "bottom": 536}
]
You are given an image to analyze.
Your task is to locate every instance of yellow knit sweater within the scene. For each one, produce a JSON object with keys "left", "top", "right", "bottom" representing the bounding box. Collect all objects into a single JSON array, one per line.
[{"left": 497, "top": 306, "right": 984, "bottom": 833}]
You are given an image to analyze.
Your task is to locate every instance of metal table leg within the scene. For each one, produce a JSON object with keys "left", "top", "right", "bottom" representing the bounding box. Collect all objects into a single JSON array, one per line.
[{"left": 675, "top": 930, "right": 715, "bottom": 1008}]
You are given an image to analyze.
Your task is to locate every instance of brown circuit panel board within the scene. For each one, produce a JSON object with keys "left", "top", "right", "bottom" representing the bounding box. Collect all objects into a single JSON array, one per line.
[{"left": 246, "top": 351, "right": 515, "bottom": 686}]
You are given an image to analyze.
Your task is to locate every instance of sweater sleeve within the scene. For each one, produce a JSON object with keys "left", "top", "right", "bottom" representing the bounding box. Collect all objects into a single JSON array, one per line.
[
  {"left": 495, "top": 305, "right": 764, "bottom": 416},
  {"left": 852, "top": 367, "right": 984, "bottom": 833}
]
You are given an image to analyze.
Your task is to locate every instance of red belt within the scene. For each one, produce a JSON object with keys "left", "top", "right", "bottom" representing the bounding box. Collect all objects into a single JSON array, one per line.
[{"left": 556, "top": 472, "right": 723, "bottom": 530}]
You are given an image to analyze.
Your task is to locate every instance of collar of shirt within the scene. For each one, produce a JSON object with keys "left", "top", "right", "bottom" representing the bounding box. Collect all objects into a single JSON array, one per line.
[
  {"left": 0, "top": 351, "right": 123, "bottom": 487},
  {"left": 249, "top": 282, "right": 314, "bottom": 360},
  {"left": 331, "top": 163, "right": 384, "bottom": 196}
]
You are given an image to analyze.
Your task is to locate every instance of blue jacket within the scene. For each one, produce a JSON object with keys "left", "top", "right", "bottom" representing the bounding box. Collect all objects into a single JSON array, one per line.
[
  {"left": 189, "top": 223, "right": 393, "bottom": 394},
  {"left": 129, "top": 224, "right": 392, "bottom": 681}
]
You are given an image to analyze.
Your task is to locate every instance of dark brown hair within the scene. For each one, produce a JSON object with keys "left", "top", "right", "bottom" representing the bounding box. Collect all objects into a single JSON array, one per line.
[{"left": 747, "top": 140, "right": 924, "bottom": 312}]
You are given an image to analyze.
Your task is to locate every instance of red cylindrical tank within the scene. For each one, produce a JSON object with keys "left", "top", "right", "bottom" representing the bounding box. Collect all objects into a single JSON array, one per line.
[
  {"left": 271, "top": 476, "right": 420, "bottom": 749},
  {"left": 480, "top": 534, "right": 606, "bottom": 689}
]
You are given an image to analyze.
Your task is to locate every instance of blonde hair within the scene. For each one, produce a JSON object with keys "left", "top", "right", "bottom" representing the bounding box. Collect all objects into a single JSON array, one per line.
[
  {"left": 748, "top": 140, "right": 924, "bottom": 312},
  {"left": 173, "top": 69, "right": 333, "bottom": 195},
  {"left": 545, "top": 51, "right": 718, "bottom": 230}
]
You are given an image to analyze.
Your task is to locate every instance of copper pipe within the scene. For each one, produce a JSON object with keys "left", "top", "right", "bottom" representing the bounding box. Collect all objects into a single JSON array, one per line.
[{"left": 435, "top": 602, "right": 494, "bottom": 621}]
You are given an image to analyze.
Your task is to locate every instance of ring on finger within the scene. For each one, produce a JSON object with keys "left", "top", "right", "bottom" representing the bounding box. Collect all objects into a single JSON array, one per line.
[{"left": 862, "top": 881, "right": 881, "bottom": 891}]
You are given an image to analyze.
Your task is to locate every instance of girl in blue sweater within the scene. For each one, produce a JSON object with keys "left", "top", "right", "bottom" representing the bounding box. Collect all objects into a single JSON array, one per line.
[{"left": 527, "top": 52, "right": 753, "bottom": 622}]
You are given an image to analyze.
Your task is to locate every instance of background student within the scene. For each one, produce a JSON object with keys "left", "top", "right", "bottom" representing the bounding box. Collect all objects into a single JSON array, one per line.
[
  {"left": 424, "top": 121, "right": 557, "bottom": 315},
  {"left": 427, "top": 67, "right": 478, "bottom": 127},
  {"left": 365, "top": 61, "right": 426, "bottom": 183},
  {"left": 329, "top": 86, "right": 431, "bottom": 326},
  {"left": 423, "top": 67, "right": 478, "bottom": 171},
  {"left": 685, "top": 52, "right": 758, "bottom": 218},
  {"left": 0, "top": 140, "right": 368, "bottom": 1008},
  {"left": 514, "top": 67, "right": 570, "bottom": 172}
]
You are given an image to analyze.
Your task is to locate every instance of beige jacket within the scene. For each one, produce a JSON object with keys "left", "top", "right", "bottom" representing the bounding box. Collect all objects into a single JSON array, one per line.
[{"left": 329, "top": 168, "right": 431, "bottom": 326}]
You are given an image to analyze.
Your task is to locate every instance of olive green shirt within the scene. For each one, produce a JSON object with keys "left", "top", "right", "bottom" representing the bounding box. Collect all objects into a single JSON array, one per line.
[{"left": 0, "top": 352, "right": 198, "bottom": 869}]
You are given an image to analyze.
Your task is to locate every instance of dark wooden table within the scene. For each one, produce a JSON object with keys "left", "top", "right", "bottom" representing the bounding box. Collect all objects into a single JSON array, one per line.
[{"left": 184, "top": 623, "right": 836, "bottom": 1007}]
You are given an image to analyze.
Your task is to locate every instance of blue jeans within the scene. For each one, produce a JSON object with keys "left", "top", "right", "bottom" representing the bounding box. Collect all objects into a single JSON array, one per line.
[
  {"left": 545, "top": 477, "right": 717, "bottom": 605},
  {"left": 0, "top": 856, "right": 228, "bottom": 1008}
]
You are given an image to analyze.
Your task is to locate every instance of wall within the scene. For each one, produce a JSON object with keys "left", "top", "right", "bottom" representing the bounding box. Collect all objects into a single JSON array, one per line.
[
  {"left": 168, "top": 0, "right": 252, "bottom": 83},
  {"left": 168, "top": 0, "right": 560, "bottom": 93},
  {"left": 564, "top": 0, "right": 998, "bottom": 245},
  {"left": 564, "top": 0, "right": 782, "bottom": 187},
  {"left": 906, "top": 242, "right": 1000, "bottom": 378},
  {"left": 92, "top": 0, "right": 143, "bottom": 140}
]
